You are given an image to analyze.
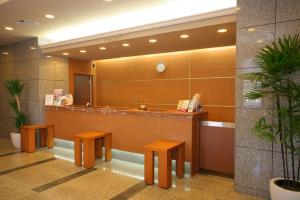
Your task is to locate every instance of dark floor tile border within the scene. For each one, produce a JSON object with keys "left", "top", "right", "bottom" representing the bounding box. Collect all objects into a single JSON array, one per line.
[
  {"left": 0, "top": 157, "right": 56, "bottom": 176},
  {"left": 32, "top": 168, "right": 97, "bottom": 193},
  {"left": 0, "top": 152, "right": 20, "bottom": 157},
  {"left": 110, "top": 181, "right": 148, "bottom": 200}
]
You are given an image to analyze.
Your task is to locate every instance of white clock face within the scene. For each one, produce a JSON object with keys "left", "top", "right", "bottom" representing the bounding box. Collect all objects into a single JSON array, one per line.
[{"left": 156, "top": 63, "right": 166, "bottom": 73}]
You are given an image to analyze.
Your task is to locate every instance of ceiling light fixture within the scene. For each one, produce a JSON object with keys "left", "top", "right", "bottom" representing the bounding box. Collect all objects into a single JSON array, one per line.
[
  {"left": 122, "top": 43, "right": 130, "bottom": 47},
  {"left": 80, "top": 50, "right": 87, "bottom": 53},
  {"left": 180, "top": 34, "right": 189, "bottom": 39},
  {"left": 29, "top": 46, "right": 36, "bottom": 50},
  {"left": 2, "top": 52, "right": 8, "bottom": 55},
  {"left": 149, "top": 39, "right": 157, "bottom": 43},
  {"left": 4, "top": 26, "right": 13, "bottom": 31},
  {"left": 45, "top": 14, "right": 55, "bottom": 19},
  {"left": 46, "top": 55, "right": 52, "bottom": 58},
  {"left": 217, "top": 29, "right": 227, "bottom": 33},
  {"left": 257, "top": 39, "right": 264, "bottom": 43},
  {"left": 62, "top": 52, "right": 69, "bottom": 56},
  {"left": 99, "top": 47, "right": 106, "bottom": 50},
  {"left": 104, "top": 0, "right": 112, "bottom": 1},
  {"left": 248, "top": 28, "right": 255, "bottom": 32}
]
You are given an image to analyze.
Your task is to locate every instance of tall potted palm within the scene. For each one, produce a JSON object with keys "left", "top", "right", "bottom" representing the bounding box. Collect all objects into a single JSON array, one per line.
[
  {"left": 242, "top": 34, "right": 300, "bottom": 199},
  {"left": 4, "top": 80, "right": 28, "bottom": 149}
]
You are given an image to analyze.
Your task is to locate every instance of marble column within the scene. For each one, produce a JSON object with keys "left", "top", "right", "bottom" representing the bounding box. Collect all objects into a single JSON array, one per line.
[
  {"left": 0, "top": 38, "right": 69, "bottom": 139},
  {"left": 235, "top": 0, "right": 300, "bottom": 198}
]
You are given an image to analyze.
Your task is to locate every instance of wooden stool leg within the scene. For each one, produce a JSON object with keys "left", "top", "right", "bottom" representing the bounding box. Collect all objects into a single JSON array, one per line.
[
  {"left": 144, "top": 149, "right": 154, "bottom": 185},
  {"left": 104, "top": 134, "right": 112, "bottom": 162},
  {"left": 40, "top": 129, "right": 47, "bottom": 147},
  {"left": 47, "top": 126, "right": 54, "bottom": 148},
  {"left": 95, "top": 138, "right": 103, "bottom": 159},
  {"left": 74, "top": 138, "right": 82, "bottom": 167},
  {"left": 176, "top": 144, "right": 185, "bottom": 178},
  {"left": 83, "top": 138, "right": 95, "bottom": 168},
  {"left": 158, "top": 150, "right": 172, "bottom": 189},
  {"left": 25, "top": 131, "right": 29, "bottom": 152},
  {"left": 27, "top": 129, "right": 36, "bottom": 153},
  {"left": 20, "top": 128, "right": 27, "bottom": 152}
]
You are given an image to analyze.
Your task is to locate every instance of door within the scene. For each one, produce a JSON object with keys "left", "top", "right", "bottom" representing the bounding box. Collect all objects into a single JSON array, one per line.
[{"left": 74, "top": 75, "right": 92, "bottom": 106}]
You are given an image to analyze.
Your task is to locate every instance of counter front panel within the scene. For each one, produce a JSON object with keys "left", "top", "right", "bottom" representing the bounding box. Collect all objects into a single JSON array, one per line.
[{"left": 44, "top": 106, "right": 207, "bottom": 176}]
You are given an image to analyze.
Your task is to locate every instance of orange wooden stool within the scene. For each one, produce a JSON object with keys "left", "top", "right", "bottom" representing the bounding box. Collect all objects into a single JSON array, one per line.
[
  {"left": 74, "top": 131, "right": 112, "bottom": 169},
  {"left": 20, "top": 124, "right": 55, "bottom": 153},
  {"left": 144, "top": 140, "right": 185, "bottom": 189}
]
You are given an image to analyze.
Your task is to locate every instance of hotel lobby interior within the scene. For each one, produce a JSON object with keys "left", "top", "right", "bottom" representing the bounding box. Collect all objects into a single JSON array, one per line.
[{"left": 0, "top": 0, "right": 300, "bottom": 199}]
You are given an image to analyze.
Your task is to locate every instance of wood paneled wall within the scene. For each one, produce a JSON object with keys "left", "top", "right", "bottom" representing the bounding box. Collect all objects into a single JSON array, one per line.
[{"left": 94, "top": 46, "right": 235, "bottom": 122}]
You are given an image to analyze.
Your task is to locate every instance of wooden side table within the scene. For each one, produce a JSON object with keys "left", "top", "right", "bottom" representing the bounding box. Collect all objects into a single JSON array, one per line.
[
  {"left": 20, "top": 124, "right": 55, "bottom": 153},
  {"left": 144, "top": 140, "right": 185, "bottom": 189},
  {"left": 74, "top": 131, "right": 112, "bottom": 169}
]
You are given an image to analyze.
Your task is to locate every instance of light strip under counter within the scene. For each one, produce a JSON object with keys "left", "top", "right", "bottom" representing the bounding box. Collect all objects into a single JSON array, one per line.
[{"left": 201, "top": 121, "right": 235, "bottom": 128}]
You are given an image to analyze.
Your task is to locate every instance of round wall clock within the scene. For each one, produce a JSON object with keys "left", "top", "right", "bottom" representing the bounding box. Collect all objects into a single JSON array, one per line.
[{"left": 156, "top": 63, "right": 166, "bottom": 73}]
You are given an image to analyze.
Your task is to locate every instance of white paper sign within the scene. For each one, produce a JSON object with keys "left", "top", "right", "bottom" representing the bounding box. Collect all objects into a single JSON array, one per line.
[{"left": 45, "top": 94, "right": 54, "bottom": 106}]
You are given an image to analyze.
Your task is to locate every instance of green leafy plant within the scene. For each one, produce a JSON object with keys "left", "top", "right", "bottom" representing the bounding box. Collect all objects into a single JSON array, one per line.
[
  {"left": 4, "top": 80, "right": 28, "bottom": 132},
  {"left": 241, "top": 34, "right": 300, "bottom": 191}
]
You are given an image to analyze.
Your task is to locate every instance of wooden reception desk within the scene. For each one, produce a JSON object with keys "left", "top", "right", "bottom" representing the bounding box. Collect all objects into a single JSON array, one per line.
[{"left": 44, "top": 106, "right": 207, "bottom": 176}]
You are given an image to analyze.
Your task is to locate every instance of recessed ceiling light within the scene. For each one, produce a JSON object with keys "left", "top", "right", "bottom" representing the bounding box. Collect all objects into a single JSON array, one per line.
[
  {"left": 29, "top": 46, "right": 36, "bottom": 50},
  {"left": 80, "top": 50, "right": 87, "bottom": 53},
  {"left": 217, "top": 29, "right": 227, "bottom": 33},
  {"left": 2, "top": 52, "right": 8, "bottom": 55},
  {"left": 257, "top": 39, "right": 264, "bottom": 43},
  {"left": 46, "top": 55, "right": 52, "bottom": 58},
  {"left": 99, "top": 47, "right": 106, "bottom": 50},
  {"left": 248, "top": 28, "right": 255, "bottom": 32},
  {"left": 4, "top": 26, "right": 13, "bottom": 31},
  {"left": 180, "top": 34, "right": 189, "bottom": 39},
  {"left": 45, "top": 14, "right": 55, "bottom": 19},
  {"left": 149, "top": 39, "right": 157, "bottom": 43},
  {"left": 122, "top": 43, "right": 130, "bottom": 47},
  {"left": 104, "top": 0, "right": 112, "bottom": 1},
  {"left": 62, "top": 52, "right": 69, "bottom": 56}
]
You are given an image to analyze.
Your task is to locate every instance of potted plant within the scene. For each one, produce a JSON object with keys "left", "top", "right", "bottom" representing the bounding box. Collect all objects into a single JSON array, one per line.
[
  {"left": 4, "top": 79, "right": 28, "bottom": 149},
  {"left": 242, "top": 34, "right": 300, "bottom": 199}
]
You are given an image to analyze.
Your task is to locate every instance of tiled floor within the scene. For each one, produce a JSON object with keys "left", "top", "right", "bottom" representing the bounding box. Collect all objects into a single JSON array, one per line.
[{"left": 0, "top": 139, "right": 263, "bottom": 200}]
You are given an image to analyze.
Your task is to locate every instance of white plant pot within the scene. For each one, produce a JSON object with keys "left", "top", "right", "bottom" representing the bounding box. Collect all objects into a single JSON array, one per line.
[
  {"left": 10, "top": 132, "right": 21, "bottom": 149},
  {"left": 270, "top": 178, "right": 300, "bottom": 200}
]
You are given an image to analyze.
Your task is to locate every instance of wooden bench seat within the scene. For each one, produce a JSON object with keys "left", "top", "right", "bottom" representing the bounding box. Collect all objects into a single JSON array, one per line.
[
  {"left": 74, "top": 131, "right": 112, "bottom": 169},
  {"left": 20, "top": 124, "right": 54, "bottom": 153}
]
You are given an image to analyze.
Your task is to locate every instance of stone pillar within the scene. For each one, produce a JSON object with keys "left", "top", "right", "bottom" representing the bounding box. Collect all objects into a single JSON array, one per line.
[
  {"left": 0, "top": 38, "right": 69, "bottom": 138},
  {"left": 235, "top": 0, "right": 300, "bottom": 198}
]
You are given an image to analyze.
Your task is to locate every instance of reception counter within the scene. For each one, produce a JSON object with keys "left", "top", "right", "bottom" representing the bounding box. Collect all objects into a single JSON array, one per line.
[{"left": 44, "top": 106, "right": 208, "bottom": 176}]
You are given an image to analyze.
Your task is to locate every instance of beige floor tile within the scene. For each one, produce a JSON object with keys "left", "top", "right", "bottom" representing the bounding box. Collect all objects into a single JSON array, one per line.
[
  {"left": 0, "top": 149, "right": 54, "bottom": 171},
  {"left": 0, "top": 159, "right": 85, "bottom": 200},
  {"left": 0, "top": 138, "right": 19, "bottom": 154},
  {"left": 39, "top": 169, "right": 140, "bottom": 200},
  {"left": 2, "top": 159, "right": 83, "bottom": 189},
  {"left": 0, "top": 139, "right": 264, "bottom": 200},
  {"left": 225, "top": 190, "right": 264, "bottom": 200}
]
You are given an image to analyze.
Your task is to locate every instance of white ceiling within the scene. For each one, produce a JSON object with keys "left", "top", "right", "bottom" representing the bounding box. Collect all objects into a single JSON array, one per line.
[{"left": 0, "top": 0, "right": 236, "bottom": 46}]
